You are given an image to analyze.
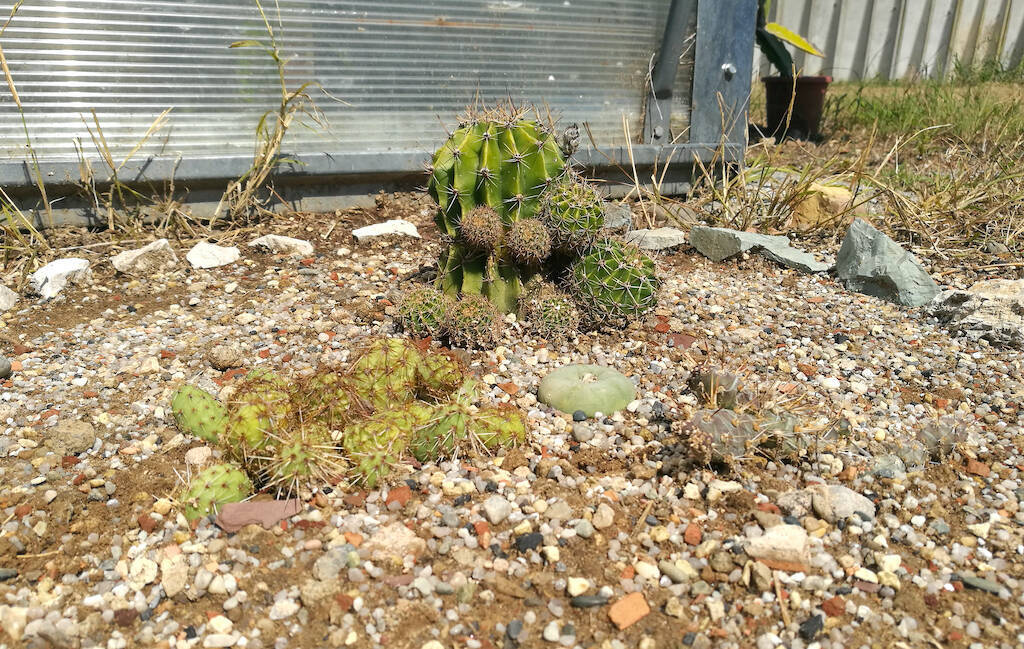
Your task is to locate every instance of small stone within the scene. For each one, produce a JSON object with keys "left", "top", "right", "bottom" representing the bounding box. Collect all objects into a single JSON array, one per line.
[
  {"left": 574, "top": 520, "right": 594, "bottom": 539},
  {"left": 608, "top": 592, "right": 649, "bottom": 630},
  {"left": 160, "top": 557, "right": 188, "bottom": 597},
  {"left": 128, "top": 557, "right": 158, "bottom": 589},
  {"left": 567, "top": 577, "right": 590, "bottom": 596},
  {"left": 543, "top": 620, "right": 560, "bottom": 642},
  {"left": 624, "top": 227, "right": 688, "bottom": 251},
  {"left": 208, "top": 615, "right": 233, "bottom": 634},
  {"left": 249, "top": 234, "right": 314, "bottom": 256},
  {"left": 206, "top": 345, "right": 243, "bottom": 371},
  {"left": 49, "top": 420, "right": 96, "bottom": 455},
  {"left": 835, "top": 218, "right": 938, "bottom": 306},
  {"left": 0, "top": 285, "right": 18, "bottom": 312},
  {"left": 363, "top": 523, "right": 426, "bottom": 562},
  {"left": 483, "top": 495, "right": 513, "bottom": 525},
  {"left": 313, "top": 547, "right": 349, "bottom": 581},
  {"left": 203, "top": 634, "right": 237, "bottom": 648},
  {"left": 0, "top": 357, "right": 10, "bottom": 380},
  {"left": 960, "top": 575, "right": 1001, "bottom": 594},
  {"left": 812, "top": 485, "right": 876, "bottom": 523},
  {"left": 592, "top": 503, "right": 615, "bottom": 529},
  {"left": 798, "top": 614, "right": 824, "bottom": 641},
  {"left": 570, "top": 595, "right": 608, "bottom": 608},
  {"left": 684, "top": 523, "right": 702, "bottom": 546},
  {"left": 745, "top": 525, "right": 809, "bottom": 565},
  {"left": 514, "top": 533, "right": 543, "bottom": 553},
  {"left": 268, "top": 599, "right": 300, "bottom": 620},
  {"left": 572, "top": 410, "right": 587, "bottom": 422},
  {"left": 185, "top": 446, "right": 213, "bottom": 466},
  {"left": 186, "top": 242, "right": 240, "bottom": 269}
]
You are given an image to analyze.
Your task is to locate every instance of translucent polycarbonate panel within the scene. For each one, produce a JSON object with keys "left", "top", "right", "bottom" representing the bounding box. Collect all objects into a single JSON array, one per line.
[{"left": 0, "top": 0, "right": 694, "bottom": 166}]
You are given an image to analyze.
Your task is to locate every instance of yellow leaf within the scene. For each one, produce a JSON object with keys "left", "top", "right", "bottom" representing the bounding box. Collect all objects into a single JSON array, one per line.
[
  {"left": 764, "top": 22, "right": 824, "bottom": 57},
  {"left": 229, "top": 40, "right": 264, "bottom": 48}
]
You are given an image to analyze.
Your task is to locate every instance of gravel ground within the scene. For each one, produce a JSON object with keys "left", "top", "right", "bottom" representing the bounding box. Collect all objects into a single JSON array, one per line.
[{"left": 1, "top": 196, "right": 1022, "bottom": 649}]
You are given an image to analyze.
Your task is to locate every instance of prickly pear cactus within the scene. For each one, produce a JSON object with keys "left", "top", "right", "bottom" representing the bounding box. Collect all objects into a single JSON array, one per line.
[
  {"left": 346, "top": 338, "right": 423, "bottom": 409},
  {"left": 415, "top": 349, "right": 466, "bottom": 401},
  {"left": 342, "top": 403, "right": 434, "bottom": 488},
  {"left": 179, "top": 462, "right": 253, "bottom": 522},
  {"left": 428, "top": 104, "right": 566, "bottom": 313},
  {"left": 472, "top": 405, "right": 528, "bottom": 451},
  {"left": 538, "top": 173, "right": 604, "bottom": 253},
  {"left": 170, "top": 385, "right": 227, "bottom": 444},
  {"left": 263, "top": 421, "right": 346, "bottom": 495},
  {"left": 223, "top": 370, "right": 291, "bottom": 463},
  {"left": 568, "top": 239, "right": 660, "bottom": 324}
]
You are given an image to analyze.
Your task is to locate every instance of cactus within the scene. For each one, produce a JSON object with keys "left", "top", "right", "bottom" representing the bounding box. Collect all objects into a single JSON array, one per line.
[
  {"left": 568, "top": 239, "right": 660, "bottom": 324},
  {"left": 538, "top": 173, "right": 605, "bottom": 253},
  {"left": 916, "top": 416, "right": 969, "bottom": 459},
  {"left": 518, "top": 281, "right": 580, "bottom": 342},
  {"left": 170, "top": 384, "right": 227, "bottom": 444},
  {"left": 459, "top": 206, "right": 504, "bottom": 251},
  {"left": 428, "top": 105, "right": 566, "bottom": 313},
  {"left": 537, "top": 364, "right": 636, "bottom": 418},
  {"left": 299, "top": 371, "right": 368, "bottom": 430},
  {"left": 507, "top": 218, "right": 552, "bottom": 266},
  {"left": 415, "top": 349, "right": 466, "bottom": 401},
  {"left": 262, "top": 420, "right": 346, "bottom": 496},
  {"left": 687, "top": 368, "right": 742, "bottom": 410},
  {"left": 222, "top": 370, "right": 291, "bottom": 464},
  {"left": 179, "top": 462, "right": 253, "bottom": 522},
  {"left": 397, "top": 286, "right": 451, "bottom": 339},
  {"left": 472, "top": 405, "right": 528, "bottom": 451},
  {"left": 342, "top": 403, "right": 434, "bottom": 487},
  {"left": 444, "top": 293, "right": 504, "bottom": 349},
  {"left": 346, "top": 338, "right": 423, "bottom": 409}
]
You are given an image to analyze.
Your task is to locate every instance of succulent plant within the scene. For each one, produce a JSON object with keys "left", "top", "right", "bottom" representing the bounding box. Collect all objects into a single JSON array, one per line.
[
  {"left": 261, "top": 419, "right": 346, "bottom": 496},
  {"left": 537, "top": 364, "right": 636, "bottom": 418},
  {"left": 687, "top": 368, "right": 742, "bottom": 410},
  {"left": 568, "top": 239, "right": 660, "bottom": 324},
  {"left": 916, "top": 415, "right": 969, "bottom": 459},
  {"left": 415, "top": 349, "right": 466, "bottom": 401},
  {"left": 538, "top": 173, "right": 605, "bottom": 253},
  {"left": 342, "top": 403, "right": 435, "bottom": 488},
  {"left": 346, "top": 338, "right": 424, "bottom": 409},
  {"left": 471, "top": 405, "right": 528, "bottom": 451},
  {"left": 222, "top": 370, "right": 291, "bottom": 464},
  {"left": 178, "top": 462, "right": 253, "bottom": 522},
  {"left": 170, "top": 384, "right": 227, "bottom": 444},
  {"left": 444, "top": 293, "right": 504, "bottom": 349},
  {"left": 506, "top": 218, "right": 552, "bottom": 266},
  {"left": 459, "top": 206, "right": 504, "bottom": 251},
  {"left": 397, "top": 285, "right": 451, "bottom": 338},
  {"left": 518, "top": 281, "right": 580, "bottom": 342}
]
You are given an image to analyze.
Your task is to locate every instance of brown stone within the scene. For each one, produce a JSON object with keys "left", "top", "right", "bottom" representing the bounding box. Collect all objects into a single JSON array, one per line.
[
  {"left": 684, "top": 523, "right": 702, "bottom": 546},
  {"left": 113, "top": 609, "right": 137, "bottom": 627},
  {"left": 385, "top": 485, "right": 412, "bottom": 508},
  {"left": 966, "top": 459, "right": 990, "bottom": 477},
  {"left": 608, "top": 592, "right": 650, "bottom": 630},
  {"left": 821, "top": 596, "right": 845, "bottom": 617}
]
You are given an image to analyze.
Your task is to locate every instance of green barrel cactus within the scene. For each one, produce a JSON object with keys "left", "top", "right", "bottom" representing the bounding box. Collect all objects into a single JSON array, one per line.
[
  {"left": 170, "top": 385, "right": 227, "bottom": 444},
  {"left": 428, "top": 106, "right": 566, "bottom": 313},
  {"left": 397, "top": 286, "right": 451, "bottom": 339},
  {"left": 179, "top": 462, "right": 253, "bottom": 522},
  {"left": 538, "top": 364, "right": 636, "bottom": 418},
  {"left": 538, "top": 173, "right": 605, "bottom": 253},
  {"left": 518, "top": 280, "right": 580, "bottom": 342},
  {"left": 444, "top": 293, "right": 504, "bottom": 349},
  {"left": 568, "top": 240, "right": 660, "bottom": 324}
]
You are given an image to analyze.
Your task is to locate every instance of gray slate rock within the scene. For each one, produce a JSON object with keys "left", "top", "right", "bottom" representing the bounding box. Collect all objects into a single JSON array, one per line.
[
  {"left": 601, "top": 203, "right": 632, "bottom": 232},
  {"left": 30, "top": 258, "right": 91, "bottom": 299},
  {"left": 959, "top": 575, "right": 1001, "bottom": 595},
  {"left": 835, "top": 218, "right": 938, "bottom": 306},
  {"left": 624, "top": 227, "right": 687, "bottom": 251},
  {"left": 0, "top": 285, "right": 18, "bottom": 312},
  {"left": 689, "top": 226, "right": 829, "bottom": 273},
  {"left": 925, "top": 279, "right": 1024, "bottom": 349}
]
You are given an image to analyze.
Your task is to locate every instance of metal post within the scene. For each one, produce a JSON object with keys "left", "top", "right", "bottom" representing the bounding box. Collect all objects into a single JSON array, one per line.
[{"left": 642, "top": 0, "right": 695, "bottom": 145}]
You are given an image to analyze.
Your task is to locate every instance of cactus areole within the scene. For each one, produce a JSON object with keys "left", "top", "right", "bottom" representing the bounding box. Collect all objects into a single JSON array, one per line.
[{"left": 428, "top": 107, "right": 566, "bottom": 313}]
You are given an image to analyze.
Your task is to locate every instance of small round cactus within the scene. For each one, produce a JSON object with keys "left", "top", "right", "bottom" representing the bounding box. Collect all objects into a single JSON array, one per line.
[
  {"left": 397, "top": 285, "right": 451, "bottom": 338},
  {"left": 506, "top": 218, "right": 552, "bottom": 266},
  {"left": 568, "top": 239, "right": 659, "bottom": 324},
  {"left": 537, "top": 364, "right": 636, "bottom": 418},
  {"left": 444, "top": 293, "right": 504, "bottom": 349},
  {"left": 539, "top": 173, "right": 605, "bottom": 253},
  {"left": 459, "top": 206, "right": 505, "bottom": 251},
  {"left": 518, "top": 282, "right": 580, "bottom": 342}
]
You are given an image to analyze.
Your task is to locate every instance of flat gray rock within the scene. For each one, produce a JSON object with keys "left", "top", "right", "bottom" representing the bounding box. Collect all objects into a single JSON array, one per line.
[
  {"left": 925, "top": 279, "right": 1024, "bottom": 349},
  {"left": 811, "top": 484, "right": 876, "bottom": 522},
  {"left": 835, "top": 218, "right": 938, "bottom": 306},
  {"left": 30, "top": 258, "right": 91, "bottom": 299},
  {"left": 689, "top": 226, "right": 829, "bottom": 273},
  {"left": 624, "top": 227, "right": 687, "bottom": 251},
  {"left": 601, "top": 203, "right": 632, "bottom": 232},
  {"left": 110, "top": 239, "right": 178, "bottom": 275}
]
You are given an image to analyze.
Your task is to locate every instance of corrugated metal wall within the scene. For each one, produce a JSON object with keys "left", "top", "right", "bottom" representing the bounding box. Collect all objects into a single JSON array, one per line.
[
  {"left": 759, "top": 0, "right": 1024, "bottom": 80},
  {"left": 0, "top": 0, "right": 695, "bottom": 164}
]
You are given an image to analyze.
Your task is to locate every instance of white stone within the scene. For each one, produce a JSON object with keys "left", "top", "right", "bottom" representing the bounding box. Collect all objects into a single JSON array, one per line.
[
  {"left": 203, "top": 633, "right": 237, "bottom": 648},
  {"left": 854, "top": 567, "right": 878, "bottom": 583},
  {"left": 160, "top": 556, "right": 189, "bottom": 597},
  {"left": 811, "top": 484, "right": 876, "bottom": 522},
  {"left": 351, "top": 219, "right": 420, "bottom": 242},
  {"left": 30, "top": 258, "right": 91, "bottom": 299},
  {"left": 207, "top": 615, "right": 233, "bottom": 634},
  {"left": 566, "top": 577, "right": 590, "bottom": 596},
  {"left": 967, "top": 522, "right": 990, "bottom": 538},
  {"left": 128, "top": 557, "right": 159, "bottom": 589},
  {"left": 745, "top": 524, "right": 809, "bottom": 565},
  {"left": 0, "top": 285, "right": 18, "bottom": 311},
  {"left": 268, "top": 599, "right": 300, "bottom": 620},
  {"left": 249, "top": 234, "right": 314, "bottom": 256},
  {"left": 110, "top": 239, "right": 178, "bottom": 275},
  {"left": 483, "top": 495, "right": 513, "bottom": 525},
  {"left": 634, "top": 561, "right": 660, "bottom": 581},
  {"left": 186, "top": 241, "right": 240, "bottom": 269},
  {"left": 0, "top": 606, "right": 28, "bottom": 642},
  {"left": 878, "top": 554, "right": 902, "bottom": 573},
  {"left": 927, "top": 279, "right": 1024, "bottom": 349},
  {"left": 623, "top": 227, "right": 687, "bottom": 251},
  {"left": 592, "top": 503, "right": 615, "bottom": 529},
  {"left": 363, "top": 522, "right": 426, "bottom": 562},
  {"left": 185, "top": 446, "right": 213, "bottom": 466}
]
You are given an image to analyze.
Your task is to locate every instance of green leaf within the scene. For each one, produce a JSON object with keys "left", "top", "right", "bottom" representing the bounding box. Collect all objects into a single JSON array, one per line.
[
  {"left": 756, "top": 28, "right": 794, "bottom": 77},
  {"left": 764, "top": 22, "right": 824, "bottom": 57},
  {"left": 229, "top": 39, "right": 264, "bottom": 48}
]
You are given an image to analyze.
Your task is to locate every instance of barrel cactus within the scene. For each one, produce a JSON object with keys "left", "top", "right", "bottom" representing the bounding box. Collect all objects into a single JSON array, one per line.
[
  {"left": 539, "top": 173, "right": 604, "bottom": 253},
  {"left": 568, "top": 240, "right": 660, "bottom": 324},
  {"left": 397, "top": 285, "right": 451, "bottom": 339}
]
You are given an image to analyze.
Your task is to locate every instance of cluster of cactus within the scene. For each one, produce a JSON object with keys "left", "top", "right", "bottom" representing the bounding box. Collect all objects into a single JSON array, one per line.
[
  {"left": 423, "top": 102, "right": 660, "bottom": 341},
  {"left": 170, "top": 338, "right": 527, "bottom": 520}
]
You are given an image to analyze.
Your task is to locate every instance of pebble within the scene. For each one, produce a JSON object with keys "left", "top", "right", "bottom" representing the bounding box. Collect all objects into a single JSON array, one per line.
[{"left": 483, "top": 495, "right": 513, "bottom": 524}]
